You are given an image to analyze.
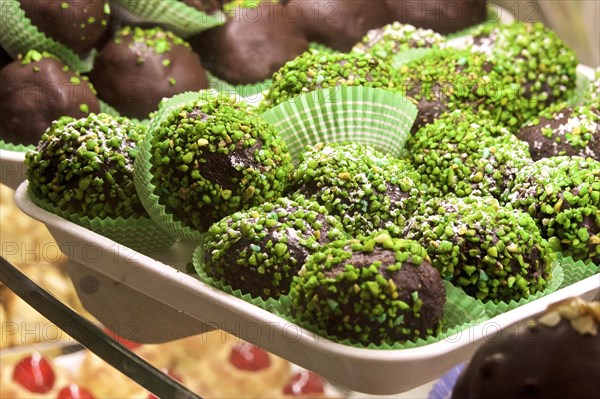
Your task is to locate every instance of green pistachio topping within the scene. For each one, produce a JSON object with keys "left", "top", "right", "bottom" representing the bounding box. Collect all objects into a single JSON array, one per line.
[
  {"left": 407, "top": 109, "right": 533, "bottom": 200},
  {"left": 25, "top": 113, "right": 147, "bottom": 219},
  {"left": 520, "top": 102, "right": 599, "bottom": 159},
  {"left": 467, "top": 21, "right": 578, "bottom": 123},
  {"left": 20, "top": 50, "right": 51, "bottom": 65},
  {"left": 398, "top": 47, "right": 532, "bottom": 130},
  {"left": 290, "top": 142, "right": 422, "bottom": 236},
  {"left": 149, "top": 93, "right": 292, "bottom": 233},
  {"left": 352, "top": 22, "right": 445, "bottom": 64},
  {"left": 263, "top": 50, "right": 398, "bottom": 108},
  {"left": 116, "top": 26, "right": 191, "bottom": 57},
  {"left": 288, "top": 231, "right": 446, "bottom": 345},
  {"left": 506, "top": 156, "right": 600, "bottom": 264},
  {"left": 584, "top": 67, "right": 600, "bottom": 107},
  {"left": 402, "top": 195, "right": 554, "bottom": 302}
]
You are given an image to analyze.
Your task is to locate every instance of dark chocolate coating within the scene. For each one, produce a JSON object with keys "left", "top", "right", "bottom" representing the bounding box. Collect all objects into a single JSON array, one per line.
[
  {"left": 190, "top": 2, "right": 309, "bottom": 84},
  {"left": 90, "top": 28, "right": 209, "bottom": 120},
  {"left": 207, "top": 206, "right": 339, "bottom": 299},
  {"left": 452, "top": 319, "right": 600, "bottom": 399},
  {"left": 517, "top": 106, "right": 600, "bottom": 161},
  {"left": 337, "top": 247, "right": 446, "bottom": 339},
  {"left": 19, "top": 0, "right": 110, "bottom": 55},
  {"left": 0, "top": 45, "right": 12, "bottom": 70},
  {"left": 0, "top": 56, "right": 100, "bottom": 146},
  {"left": 406, "top": 81, "right": 449, "bottom": 132},
  {"left": 286, "top": 0, "right": 395, "bottom": 52},
  {"left": 384, "top": 0, "right": 487, "bottom": 35}
]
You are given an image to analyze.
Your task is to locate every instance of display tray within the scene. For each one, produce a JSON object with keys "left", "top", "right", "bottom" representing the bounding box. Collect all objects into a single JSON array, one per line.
[
  {"left": 14, "top": 182, "right": 600, "bottom": 395},
  {"left": 0, "top": 149, "right": 27, "bottom": 190}
]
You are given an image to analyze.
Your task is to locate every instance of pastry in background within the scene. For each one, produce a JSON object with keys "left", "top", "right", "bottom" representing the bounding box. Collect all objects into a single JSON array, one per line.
[
  {"left": 286, "top": 0, "right": 394, "bottom": 52},
  {"left": 517, "top": 103, "right": 599, "bottom": 161},
  {"left": 0, "top": 184, "right": 66, "bottom": 268},
  {"left": 18, "top": 0, "right": 111, "bottom": 55},
  {"left": 90, "top": 26, "right": 209, "bottom": 120},
  {"left": 451, "top": 297, "right": 600, "bottom": 399},
  {"left": 191, "top": 1, "right": 309, "bottom": 85},
  {"left": 0, "top": 50, "right": 100, "bottom": 146},
  {"left": 384, "top": 0, "right": 487, "bottom": 35}
]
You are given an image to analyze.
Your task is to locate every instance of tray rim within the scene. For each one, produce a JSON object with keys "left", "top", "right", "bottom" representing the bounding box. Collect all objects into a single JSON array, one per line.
[{"left": 13, "top": 181, "right": 600, "bottom": 394}]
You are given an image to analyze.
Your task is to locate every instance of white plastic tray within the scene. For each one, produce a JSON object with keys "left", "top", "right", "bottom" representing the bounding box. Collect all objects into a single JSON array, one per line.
[
  {"left": 0, "top": 149, "right": 27, "bottom": 190},
  {"left": 14, "top": 182, "right": 600, "bottom": 395}
]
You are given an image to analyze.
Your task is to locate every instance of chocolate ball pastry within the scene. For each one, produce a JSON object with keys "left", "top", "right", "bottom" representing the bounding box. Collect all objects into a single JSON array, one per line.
[
  {"left": 406, "top": 109, "right": 533, "bottom": 200},
  {"left": 451, "top": 297, "right": 600, "bottom": 399},
  {"left": 90, "top": 26, "right": 209, "bottom": 120},
  {"left": 384, "top": 0, "right": 487, "bottom": 35},
  {"left": 290, "top": 142, "right": 421, "bottom": 237},
  {"left": 466, "top": 22, "right": 578, "bottom": 123},
  {"left": 0, "top": 50, "right": 100, "bottom": 146},
  {"left": 288, "top": 232, "right": 446, "bottom": 346},
  {"left": 398, "top": 47, "right": 523, "bottom": 132},
  {"left": 517, "top": 103, "right": 600, "bottom": 161},
  {"left": 148, "top": 94, "right": 292, "bottom": 233},
  {"left": 263, "top": 50, "right": 398, "bottom": 108},
  {"left": 19, "top": 0, "right": 110, "bottom": 55},
  {"left": 402, "top": 195, "right": 554, "bottom": 302},
  {"left": 190, "top": 1, "right": 309, "bottom": 85},
  {"left": 506, "top": 156, "right": 600, "bottom": 264},
  {"left": 25, "top": 113, "right": 147, "bottom": 219},
  {"left": 201, "top": 196, "right": 347, "bottom": 299},
  {"left": 286, "top": 0, "right": 395, "bottom": 52},
  {"left": 352, "top": 22, "right": 445, "bottom": 65}
]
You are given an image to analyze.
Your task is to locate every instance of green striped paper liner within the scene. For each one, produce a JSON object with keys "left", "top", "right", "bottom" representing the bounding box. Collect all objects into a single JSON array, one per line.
[
  {"left": 0, "top": 0, "right": 95, "bottom": 72},
  {"left": 27, "top": 189, "right": 174, "bottom": 255},
  {"left": 206, "top": 71, "right": 271, "bottom": 102},
  {"left": 0, "top": 140, "right": 34, "bottom": 153},
  {"left": 261, "top": 86, "right": 418, "bottom": 161},
  {"left": 272, "top": 280, "right": 488, "bottom": 350},
  {"left": 477, "top": 258, "right": 565, "bottom": 318},
  {"left": 134, "top": 91, "right": 220, "bottom": 242},
  {"left": 390, "top": 48, "right": 437, "bottom": 69},
  {"left": 308, "top": 42, "right": 338, "bottom": 55},
  {"left": 555, "top": 252, "right": 599, "bottom": 288},
  {"left": 192, "top": 240, "right": 285, "bottom": 313},
  {"left": 111, "top": 0, "right": 225, "bottom": 38},
  {"left": 99, "top": 100, "right": 121, "bottom": 118},
  {"left": 567, "top": 68, "right": 592, "bottom": 106}
]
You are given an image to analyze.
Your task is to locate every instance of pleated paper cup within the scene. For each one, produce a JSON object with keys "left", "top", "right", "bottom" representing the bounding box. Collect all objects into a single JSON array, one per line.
[
  {"left": 111, "top": 0, "right": 225, "bottom": 38},
  {"left": 27, "top": 189, "right": 174, "bottom": 255},
  {"left": 261, "top": 86, "right": 418, "bottom": 161},
  {"left": 99, "top": 100, "right": 121, "bottom": 118},
  {"left": 567, "top": 67, "right": 592, "bottom": 106},
  {"left": 133, "top": 91, "right": 211, "bottom": 242},
  {"left": 556, "top": 252, "right": 599, "bottom": 288},
  {"left": 0, "top": 140, "right": 34, "bottom": 153},
  {"left": 275, "top": 280, "right": 488, "bottom": 350},
  {"left": 478, "top": 259, "right": 565, "bottom": 318},
  {"left": 206, "top": 71, "right": 271, "bottom": 106},
  {"left": 0, "top": 0, "right": 95, "bottom": 72},
  {"left": 390, "top": 48, "right": 437, "bottom": 68}
]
